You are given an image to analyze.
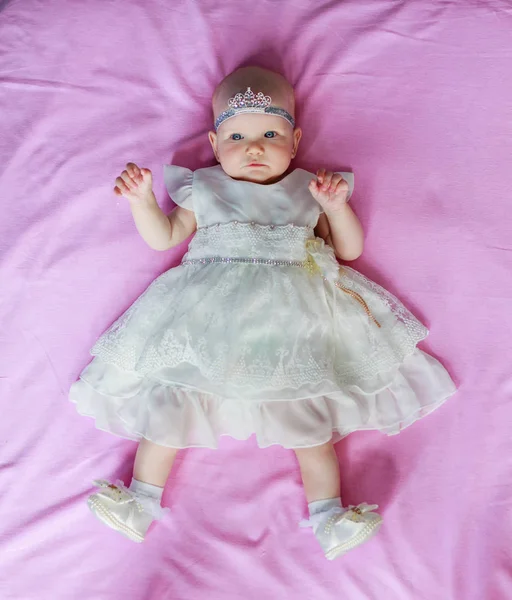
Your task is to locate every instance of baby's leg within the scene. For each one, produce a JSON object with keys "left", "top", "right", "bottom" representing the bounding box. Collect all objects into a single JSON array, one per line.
[
  {"left": 88, "top": 439, "right": 178, "bottom": 543},
  {"left": 133, "top": 438, "right": 179, "bottom": 487},
  {"left": 294, "top": 441, "right": 382, "bottom": 560},
  {"left": 294, "top": 442, "right": 341, "bottom": 504}
]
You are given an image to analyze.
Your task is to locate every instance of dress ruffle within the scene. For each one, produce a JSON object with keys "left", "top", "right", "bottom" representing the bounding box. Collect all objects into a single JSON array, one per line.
[{"left": 70, "top": 349, "right": 455, "bottom": 449}]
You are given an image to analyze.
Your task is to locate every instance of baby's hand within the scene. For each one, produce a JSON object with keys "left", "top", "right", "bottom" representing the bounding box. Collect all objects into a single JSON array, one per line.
[
  {"left": 309, "top": 169, "right": 350, "bottom": 213},
  {"left": 114, "top": 163, "right": 153, "bottom": 204}
]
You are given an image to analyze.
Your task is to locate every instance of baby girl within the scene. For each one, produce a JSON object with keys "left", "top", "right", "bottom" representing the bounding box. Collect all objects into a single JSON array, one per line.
[{"left": 70, "top": 66, "right": 455, "bottom": 560}]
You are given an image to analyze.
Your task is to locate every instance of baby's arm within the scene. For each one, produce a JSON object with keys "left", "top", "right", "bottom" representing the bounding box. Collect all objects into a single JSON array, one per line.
[
  {"left": 310, "top": 170, "right": 364, "bottom": 261},
  {"left": 114, "top": 163, "right": 197, "bottom": 251}
]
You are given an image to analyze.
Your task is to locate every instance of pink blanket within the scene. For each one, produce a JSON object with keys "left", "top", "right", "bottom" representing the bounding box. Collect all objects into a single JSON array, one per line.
[{"left": 1, "top": 1, "right": 511, "bottom": 598}]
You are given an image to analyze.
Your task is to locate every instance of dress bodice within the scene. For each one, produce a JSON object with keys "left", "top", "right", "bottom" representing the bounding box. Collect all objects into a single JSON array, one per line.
[
  {"left": 163, "top": 164, "right": 354, "bottom": 262},
  {"left": 163, "top": 164, "right": 354, "bottom": 229}
]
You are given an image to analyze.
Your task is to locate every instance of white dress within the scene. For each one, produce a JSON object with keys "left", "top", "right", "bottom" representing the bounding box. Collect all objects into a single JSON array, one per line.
[{"left": 70, "top": 165, "right": 456, "bottom": 449}]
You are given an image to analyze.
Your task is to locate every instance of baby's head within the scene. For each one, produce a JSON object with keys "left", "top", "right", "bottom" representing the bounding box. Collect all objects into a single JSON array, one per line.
[{"left": 208, "top": 67, "right": 302, "bottom": 184}]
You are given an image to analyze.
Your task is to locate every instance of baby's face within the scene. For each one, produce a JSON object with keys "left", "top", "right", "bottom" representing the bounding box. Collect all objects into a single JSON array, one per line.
[{"left": 209, "top": 113, "right": 302, "bottom": 184}]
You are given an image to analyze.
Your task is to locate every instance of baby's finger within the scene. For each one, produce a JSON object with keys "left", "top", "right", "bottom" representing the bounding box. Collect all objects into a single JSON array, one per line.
[
  {"left": 113, "top": 186, "right": 123, "bottom": 196},
  {"left": 115, "top": 177, "right": 131, "bottom": 195},
  {"left": 126, "top": 163, "right": 141, "bottom": 180},
  {"left": 126, "top": 162, "right": 139, "bottom": 174},
  {"left": 334, "top": 179, "right": 349, "bottom": 198},
  {"left": 321, "top": 171, "right": 334, "bottom": 191},
  {"left": 329, "top": 174, "right": 343, "bottom": 190},
  {"left": 120, "top": 170, "right": 136, "bottom": 189},
  {"left": 316, "top": 168, "right": 326, "bottom": 184}
]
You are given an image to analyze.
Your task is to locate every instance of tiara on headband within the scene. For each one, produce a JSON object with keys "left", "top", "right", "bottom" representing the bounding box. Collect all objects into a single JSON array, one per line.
[{"left": 214, "top": 87, "right": 295, "bottom": 131}]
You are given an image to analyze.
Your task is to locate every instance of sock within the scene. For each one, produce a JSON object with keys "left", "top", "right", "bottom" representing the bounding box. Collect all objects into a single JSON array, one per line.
[
  {"left": 308, "top": 497, "right": 343, "bottom": 517},
  {"left": 129, "top": 478, "right": 164, "bottom": 501},
  {"left": 129, "top": 479, "right": 164, "bottom": 517}
]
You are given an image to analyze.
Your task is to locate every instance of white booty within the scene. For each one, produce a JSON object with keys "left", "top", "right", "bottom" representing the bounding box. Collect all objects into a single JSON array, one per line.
[
  {"left": 301, "top": 503, "right": 382, "bottom": 560},
  {"left": 87, "top": 480, "right": 167, "bottom": 543}
]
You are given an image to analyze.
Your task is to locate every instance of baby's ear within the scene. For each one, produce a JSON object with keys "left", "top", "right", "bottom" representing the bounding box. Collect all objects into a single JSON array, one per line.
[
  {"left": 292, "top": 127, "right": 302, "bottom": 158},
  {"left": 208, "top": 131, "right": 219, "bottom": 160}
]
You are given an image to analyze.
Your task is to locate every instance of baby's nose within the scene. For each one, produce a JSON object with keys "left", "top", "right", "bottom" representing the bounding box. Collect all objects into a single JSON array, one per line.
[{"left": 246, "top": 142, "right": 264, "bottom": 154}]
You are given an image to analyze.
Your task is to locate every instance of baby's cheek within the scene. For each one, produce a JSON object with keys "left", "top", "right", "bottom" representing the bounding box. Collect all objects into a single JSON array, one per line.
[
  {"left": 223, "top": 145, "right": 242, "bottom": 161},
  {"left": 279, "top": 145, "right": 294, "bottom": 164},
  {"left": 218, "top": 146, "right": 237, "bottom": 167}
]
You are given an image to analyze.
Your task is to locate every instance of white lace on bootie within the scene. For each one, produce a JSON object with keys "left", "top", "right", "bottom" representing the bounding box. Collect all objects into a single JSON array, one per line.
[
  {"left": 87, "top": 480, "right": 167, "bottom": 543},
  {"left": 301, "top": 503, "right": 383, "bottom": 560}
]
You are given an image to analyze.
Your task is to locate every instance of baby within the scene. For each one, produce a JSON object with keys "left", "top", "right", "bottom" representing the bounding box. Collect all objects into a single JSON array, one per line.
[{"left": 70, "top": 66, "right": 455, "bottom": 560}]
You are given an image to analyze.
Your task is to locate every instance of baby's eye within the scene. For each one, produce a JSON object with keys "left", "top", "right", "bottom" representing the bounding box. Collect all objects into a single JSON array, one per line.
[
  {"left": 264, "top": 131, "right": 277, "bottom": 138},
  {"left": 230, "top": 133, "right": 243, "bottom": 141}
]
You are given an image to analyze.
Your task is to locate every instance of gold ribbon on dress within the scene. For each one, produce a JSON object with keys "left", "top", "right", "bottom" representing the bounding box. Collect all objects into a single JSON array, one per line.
[{"left": 305, "top": 240, "right": 381, "bottom": 328}]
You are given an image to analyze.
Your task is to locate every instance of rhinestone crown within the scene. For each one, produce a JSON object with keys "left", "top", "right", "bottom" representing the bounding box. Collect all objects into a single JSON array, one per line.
[
  {"left": 214, "top": 86, "right": 295, "bottom": 131},
  {"left": 228, "top": 88, "right": 271, "bottom": 110}
]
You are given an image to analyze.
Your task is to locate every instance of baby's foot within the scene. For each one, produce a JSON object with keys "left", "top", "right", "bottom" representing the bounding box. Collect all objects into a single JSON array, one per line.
[
  {"left": 87, "top": 480, "right": 166, "bottom": 543},
  {"left": 302, "top": 503, "right": 382, "bottom": 560}
]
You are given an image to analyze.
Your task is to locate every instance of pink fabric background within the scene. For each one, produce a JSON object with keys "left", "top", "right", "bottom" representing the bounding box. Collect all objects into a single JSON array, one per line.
[{"left": 1, "top": 1, "right": 511, "bottom": 598}]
